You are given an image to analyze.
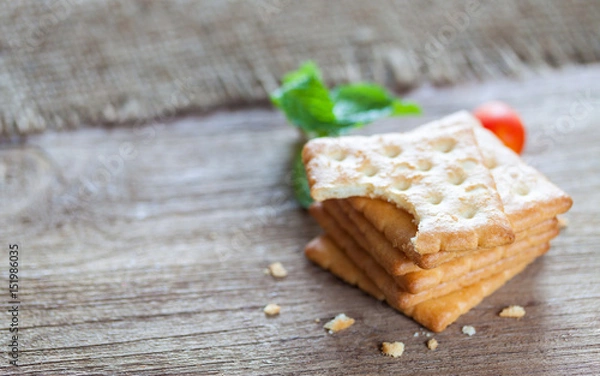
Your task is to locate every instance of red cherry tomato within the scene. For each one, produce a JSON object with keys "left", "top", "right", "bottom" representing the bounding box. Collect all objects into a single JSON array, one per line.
[{"left": 472, "top": 101, "right": 526, "bottom": 154}]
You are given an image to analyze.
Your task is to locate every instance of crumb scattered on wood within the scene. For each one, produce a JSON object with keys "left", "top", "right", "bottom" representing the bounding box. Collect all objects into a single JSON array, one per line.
[
  {"left": 314, "top": 318, "right": 321, "bottom": 323},
  {"left": 499, "top": 305, "right": 526, "bottom": 318},
  {"left": 323, "top": 313, "right": 355, "bottom": 334},
  {"left": 413, "top": 332, "right": 419, "bottom": 337},
  {"left": 427, "top": 338, "right": 438, "bottom": 350},
  {"left": 263, "top": 303, "right": 281, "bottom": 316},
  {"left": 268, "top": 262, "right": 288, "bottom": 278},
  {"left": 462, "top": 325, "right": 476, "bottom": 336},
  {"left": 381, "top": 341, "right": 405, "bottom": 358}
]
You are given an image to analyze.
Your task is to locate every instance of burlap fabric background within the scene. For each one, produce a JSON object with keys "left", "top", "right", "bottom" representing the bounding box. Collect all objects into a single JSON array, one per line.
[{"left": 0, "top": 0, "right": 598, "bottom": 135}]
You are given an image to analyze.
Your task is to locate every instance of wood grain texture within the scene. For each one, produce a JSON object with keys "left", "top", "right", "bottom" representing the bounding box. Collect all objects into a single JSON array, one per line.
[{"left": 1, "top": 65, "right": 600, "bottom": 375}]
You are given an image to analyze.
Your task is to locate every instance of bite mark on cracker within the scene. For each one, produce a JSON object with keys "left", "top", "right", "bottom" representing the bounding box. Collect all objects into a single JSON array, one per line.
[{"left": 303, "top": 114, "right": 515, "bottom": 255}]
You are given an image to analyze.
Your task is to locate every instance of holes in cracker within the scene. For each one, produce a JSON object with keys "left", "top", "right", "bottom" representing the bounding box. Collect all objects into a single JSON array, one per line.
[
  {"left": 428, "top": 192, "right": 444, "bottom": 205},
  {"left": 461, "top": 206, "right": 478, "bottom": 219},
  {"left": 382, "top": 144, "right": 402, "bottom": 158},
  {"left": 417, "top": 159, "right": 432, "bottom": 172},
  {"left": 485, "top": 157, "right": 498, "bottom": 169},
  {"left": 395, "top": 161, "right": 415, "bottom": 171},
  {"left": 359, "top": 163, "right": 379, "bottom": 178},
  {"left": 447, "top": 167, "right": 467, "bottom": 185},
  {"left": 392, "top": 176, "right": 412, "bottom": 191},
  {"left": 330, "top": 148, "right": 347, "bottom": 162},
  {"left": 513, "top": 182, "right": 530, "bottom": 196},
  {"left": 433, "top": 137, "right": 457, "bottom": 153},
  {"left": 460, "top": 159, "right": 478, "bottom": 172}
]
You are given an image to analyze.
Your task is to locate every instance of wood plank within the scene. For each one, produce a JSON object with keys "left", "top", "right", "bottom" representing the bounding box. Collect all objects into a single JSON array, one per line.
[{"left": 1, "top": 64, "right": 600, "bottom": 375}]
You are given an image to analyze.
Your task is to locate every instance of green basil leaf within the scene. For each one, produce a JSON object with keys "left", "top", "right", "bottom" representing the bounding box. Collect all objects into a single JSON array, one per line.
[
  {"left": 270, "top": 62, "right": 338, "bottom": 137},
  {"left": 332, "top": 83, "right": 421, "bottom": 127},
  {"left": 291, "top": 146, "right": 313, "bottom": 209}
]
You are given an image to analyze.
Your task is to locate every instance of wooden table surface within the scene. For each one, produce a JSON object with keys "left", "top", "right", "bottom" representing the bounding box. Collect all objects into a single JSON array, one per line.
[{"left": 2, "top": 65, "right": 600, "bottom": 375}]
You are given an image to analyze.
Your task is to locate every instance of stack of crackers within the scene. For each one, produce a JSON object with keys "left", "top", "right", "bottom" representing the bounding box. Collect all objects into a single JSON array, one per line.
[{"left": 302, "top": 112, "right": 572, "bottom": 332}]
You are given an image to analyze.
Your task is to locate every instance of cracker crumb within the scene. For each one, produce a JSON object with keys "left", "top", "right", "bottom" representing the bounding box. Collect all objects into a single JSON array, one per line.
[
  {"left": 427, "top": 338, "right": 438, "bottom": 350},
  {"left": 427, "top": 338, "right": 439, "bottom": 351},
  {"left": 557, "top": 216, "right": 568, "bottom": 229},
  {"left": 263, "top": 303, "right": 281, "bottom": 316},
  {"left": 268, "top": 262, "right": 288, "bottom": 278},
  {"left": 381, "top": 341, "right": 405, "bottom": 358},
  {"left": 413, "top": 332, "right": 419, "bottom": 337},
  {"left": 314, "top": 318, "right": 321, "bottom": 323},
  {"left": 499, "top": 305, "right": 526, "bottom": 318},
  {"left": 462, "top": 325, "right": 476, "bottom": 336},
  {"left": 323, "top": 313, "right": 355, "bottom": 334}
]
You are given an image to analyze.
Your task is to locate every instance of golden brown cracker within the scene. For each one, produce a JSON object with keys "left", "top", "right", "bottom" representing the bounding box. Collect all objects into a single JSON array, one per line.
[
  {"left": 305, "top": 234, "right": 544, "bottom": 332},
  {"left": 303, "top": 119, "right": 514, "bottom": 255},
  {"left": 348, "top": 197, "right": 558, "bottom": 269},
  {"left": 391, "top": 242, "right": 549, "bottom": 309},
  {"left": 310, "top": 202, "right": 554, "bottom": 309},
  {"left": 320, "top": 200, "right": 421, "bottom": 276},
  {"left": 402, "top": 225, "right": 559, "bottom": 293},
  {"left": 304, "top": 235, "right": 384, "bottom": 300},
  {"left": 419, "top": 111, "right": 573, "bottom": 231},
  {"left": 403, "top": 258, "right": 535, "bottom": 333}
]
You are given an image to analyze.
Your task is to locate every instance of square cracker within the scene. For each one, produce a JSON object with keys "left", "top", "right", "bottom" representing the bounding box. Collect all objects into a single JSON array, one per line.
[
  {"left": 347, "top": 197, "right": 557, "bottom": 269},
  {"left": 303, "top": 118, "right": 514, "bottom": 255},
  {"left": 305, "top": 234, "right": 542, "bottom": 332},
  {"left": 421, "top": 111, "right": 573, "bottom": 232},
  {"left": 311, "top": 202, "right": 555, "bottom": 307},
  {"left": 312, "top": 199, "right": 558, "bottom": 293}
]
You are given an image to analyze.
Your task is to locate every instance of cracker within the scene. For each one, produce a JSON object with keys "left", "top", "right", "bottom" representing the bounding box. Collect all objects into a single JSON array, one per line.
[
  {"left": 421, "top": 111, "right": 573, "bottom": 232},
  {"left": 344, "top": 197, "right": 557, "bottom": 270},
  {"left": 325, "top": 203, "right": 551, "bottom": 309},
  {"left": 396, "top": 242, "right": 549, "bottom": 309},
  {"left": 303, "top": 120, "right": 514, "bottom": 255},
  {"left": 312, "top": 201, "right": 557, "bottom": 295},
  {"left": 305, "top": 233, "right": 546, "bottom": 332},
  {"left": 317, "top": 200, "right": 421, "bottom": 276},
  {"left": 304, "top": 236, "right": 384, "bottom": 301},
  {"left": 335, "top": 112, "right": 571, "bottom": 259},
  {"left": 310, "top": 203, "right": 411, "bottom": 292},
  {"left": 401, "top": 223, "right": 558, "bottom": 293}
]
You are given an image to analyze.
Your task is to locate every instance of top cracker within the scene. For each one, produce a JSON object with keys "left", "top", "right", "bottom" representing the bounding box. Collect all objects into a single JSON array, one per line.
[
  {"left": 419, "top": 111, "right": 573, "bottom": 232},
  {"left": 303, "top": 113, "right": 515, "bottom": 255}
]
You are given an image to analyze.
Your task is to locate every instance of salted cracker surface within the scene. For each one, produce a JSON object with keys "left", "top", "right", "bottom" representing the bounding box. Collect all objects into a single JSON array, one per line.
[{"left": 303, "top": 116, "right": 514, "bottom": 255}]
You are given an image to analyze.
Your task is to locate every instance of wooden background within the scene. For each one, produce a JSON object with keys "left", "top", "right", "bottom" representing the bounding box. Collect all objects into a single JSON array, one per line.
[{"left": 1, "top": 65, "right": 599, "bottom": 375}]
